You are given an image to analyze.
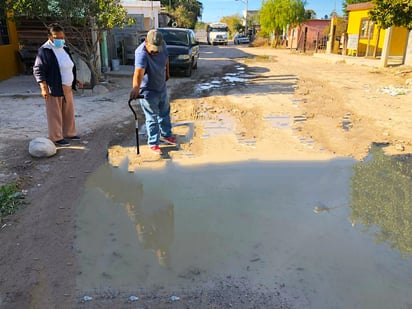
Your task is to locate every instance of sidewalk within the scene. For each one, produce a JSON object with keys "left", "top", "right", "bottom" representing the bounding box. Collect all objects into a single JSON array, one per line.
[
  {"left": 313, "top": 52, "right": 401, "bottom": 67},
  {"left": 0, "top": 74, "right": 40, "bottom": 97}
]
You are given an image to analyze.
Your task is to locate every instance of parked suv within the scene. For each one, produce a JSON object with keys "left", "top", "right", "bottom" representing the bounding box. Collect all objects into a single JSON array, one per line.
[{"left": 157, "top": 28, "right": 199, "bottom": 77}]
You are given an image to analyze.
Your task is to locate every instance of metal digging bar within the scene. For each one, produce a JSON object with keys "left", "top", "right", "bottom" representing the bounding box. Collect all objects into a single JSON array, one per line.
[{"left": 128, "top": 95, "right": 145, "bottom": 155}]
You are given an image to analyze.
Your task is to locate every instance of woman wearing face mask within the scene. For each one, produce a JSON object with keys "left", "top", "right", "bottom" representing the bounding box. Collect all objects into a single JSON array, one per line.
[{"left": 33, "top": 23, "right": 82, "bottom": 146}]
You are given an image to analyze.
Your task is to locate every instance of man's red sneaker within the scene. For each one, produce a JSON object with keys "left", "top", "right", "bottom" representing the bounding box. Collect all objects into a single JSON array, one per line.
[
  {"left": 160, "top": 136, "right": 177, "bottom": 145},
  {"left": 150, "top": 145, "right": 162, "bottom": 154}
]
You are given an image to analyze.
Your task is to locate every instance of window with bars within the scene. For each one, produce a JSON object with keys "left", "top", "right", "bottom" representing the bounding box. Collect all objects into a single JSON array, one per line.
[{"left": 360, "top": 18, "right": 374, "bottom": 39}]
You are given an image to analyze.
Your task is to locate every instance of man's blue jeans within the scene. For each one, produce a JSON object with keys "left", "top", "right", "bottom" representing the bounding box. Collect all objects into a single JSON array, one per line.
[{"left": 140, "top": 90, "right": 172, "bottom": 146}]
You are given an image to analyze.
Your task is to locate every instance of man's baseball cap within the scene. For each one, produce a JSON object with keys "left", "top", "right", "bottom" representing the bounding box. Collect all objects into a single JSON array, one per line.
[{"left": 146, "top": 29, "right": 163, "bottom": 52}]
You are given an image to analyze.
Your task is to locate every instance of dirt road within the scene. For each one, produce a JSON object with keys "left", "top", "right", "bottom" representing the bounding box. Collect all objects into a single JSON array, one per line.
[{"left": 0, "top": 45, "right": 411, "bottom": 308}]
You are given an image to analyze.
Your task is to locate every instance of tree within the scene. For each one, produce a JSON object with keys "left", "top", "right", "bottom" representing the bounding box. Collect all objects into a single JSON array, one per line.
[
  {"left": 369, "top": 0, "right": 412, "bottom": 30},
  {"left": 259, "top": 0, "right": 306, "bottom": 46},
  {"left": 351, "top": 145, "right": 412, "bottom": 258},
  {"left": 305, "top": 9, "right": 316, "bottom": 20},
  {"left": 172, "top": 5, "right": 197, "bottom": 29},
  {"left": 167, "top": 0, "right": 203, "bottom": 29},
  {"left": 3, "top": 0, "right": 133, "bottom": 86},
  {"left": 195, "top": 21, "right": 207, "bottom": 30},
  {"left": 220, "top": 15, "right": 243, "bottom": 38}
]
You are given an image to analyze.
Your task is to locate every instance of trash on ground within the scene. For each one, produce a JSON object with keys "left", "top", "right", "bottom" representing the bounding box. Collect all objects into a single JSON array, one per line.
[
  {"left": 170, "top": 295, "right": 180, "bottom": 301},
  {"left": 128, "top": 295, "right": 139, "bottom": 302},
  {"left": 82, "top": 295, "right": 93, "bottom": 302},
  {"left": 380, "top": 86, "right": 408, "bottom": 96}
]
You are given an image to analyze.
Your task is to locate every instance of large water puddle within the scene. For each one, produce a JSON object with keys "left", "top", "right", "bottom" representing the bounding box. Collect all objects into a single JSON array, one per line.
[{"left": 75, "top": 145, "right": 412, "bottom": 308}]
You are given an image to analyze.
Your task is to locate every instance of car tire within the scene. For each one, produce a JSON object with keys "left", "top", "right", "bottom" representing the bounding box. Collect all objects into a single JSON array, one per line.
[{"left": 185, "top": 62, "right": 192, "bottom": 77}]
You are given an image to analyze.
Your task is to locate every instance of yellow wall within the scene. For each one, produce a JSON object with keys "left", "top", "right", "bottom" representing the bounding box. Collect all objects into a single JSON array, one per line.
[
  {"left": 0, "top": 15, "right": 21, "bottom": 81},
  {"left": 347, "top": 6, "right": 408, "bottom": 58},
  {"left": 390, "top": 26, "right": 409, "bottom": 56},
  {"left": 347, "top": 9, "right": 383, "bottom": 56},
  {"left": 347, "top": 10, "right": 367, "bottom": 34}
]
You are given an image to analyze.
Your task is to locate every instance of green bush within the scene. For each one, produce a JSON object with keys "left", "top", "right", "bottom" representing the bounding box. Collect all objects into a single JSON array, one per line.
[{"left": 0, "top": 183, "right": 25, "bottom": 218}]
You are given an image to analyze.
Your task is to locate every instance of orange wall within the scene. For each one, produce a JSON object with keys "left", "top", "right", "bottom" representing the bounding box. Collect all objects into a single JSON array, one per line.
[{"left": 0, "top": 16, "right": 21, "bottom": 81}]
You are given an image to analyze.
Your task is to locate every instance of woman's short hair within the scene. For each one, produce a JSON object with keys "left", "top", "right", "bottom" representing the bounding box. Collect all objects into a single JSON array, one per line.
[{"left": 48, "top": 23, "right": 64, "bottom": 35}]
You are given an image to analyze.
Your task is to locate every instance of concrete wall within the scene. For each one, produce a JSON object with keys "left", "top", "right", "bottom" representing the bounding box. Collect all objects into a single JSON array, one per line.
[{"left": 121, "top": 0, "right": 161, "bottom": 30}]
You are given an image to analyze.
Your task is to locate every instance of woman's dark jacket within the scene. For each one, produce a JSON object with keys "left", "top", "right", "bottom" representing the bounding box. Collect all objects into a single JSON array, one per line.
[{"left": 33, "top": 45, "right": 77, "bottom": 97}]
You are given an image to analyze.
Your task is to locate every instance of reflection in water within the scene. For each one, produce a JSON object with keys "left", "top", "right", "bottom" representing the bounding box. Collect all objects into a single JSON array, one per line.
[
  {"left": 351, "top": 145, "right": 412, "bottom": 257},
  {"left": 126, "top": 197, "right": 174, "bottom": 268},
  {"left": 85, "top": 161, "right": 174, "bottom": 268}
]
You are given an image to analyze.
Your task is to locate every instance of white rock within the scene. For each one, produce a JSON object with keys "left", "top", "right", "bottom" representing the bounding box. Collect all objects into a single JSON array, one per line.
[
  {"left": 92, "top": 84, "right": 109, "bottom": 95},
  {"left": 29, "top": 137, "right": 56, "bottom": 158}
]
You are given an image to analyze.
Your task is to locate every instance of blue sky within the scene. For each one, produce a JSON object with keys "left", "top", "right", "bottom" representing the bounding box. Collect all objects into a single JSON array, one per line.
[{"left": 200, "top": 0, "right": 343, "bottom": 23}]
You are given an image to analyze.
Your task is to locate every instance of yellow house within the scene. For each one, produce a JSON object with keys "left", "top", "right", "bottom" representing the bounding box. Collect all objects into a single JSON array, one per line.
[
  {"left": 0, "top": 11, "right": 21, "bottom": 81},
  {"left": 346, "top": 2, "right": 409, "bottom": 63}
]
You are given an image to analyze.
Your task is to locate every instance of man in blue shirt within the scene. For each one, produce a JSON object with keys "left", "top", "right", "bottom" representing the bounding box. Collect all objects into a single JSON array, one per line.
[{"left": 130, "top": 29, "right": 175, "bottom": 155}]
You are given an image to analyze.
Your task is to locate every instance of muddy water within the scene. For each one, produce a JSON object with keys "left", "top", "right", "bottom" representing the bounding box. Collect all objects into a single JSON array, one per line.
[{"left": 75, "top": 146, "right": 412, "bottom": 308}]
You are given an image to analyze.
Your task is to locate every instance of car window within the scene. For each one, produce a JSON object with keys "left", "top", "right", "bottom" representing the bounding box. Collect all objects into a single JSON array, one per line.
[
  {"left": 160, "top": 30, "right": 189, "bottom": 46},
  {"left": 190, "top": 31, "right": 196, "bottom": 45}
]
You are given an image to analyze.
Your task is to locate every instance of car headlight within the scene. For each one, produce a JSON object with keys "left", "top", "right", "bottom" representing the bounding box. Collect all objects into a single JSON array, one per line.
[{"left": 177, "top": 54, "right": 190, "bottom": 60}]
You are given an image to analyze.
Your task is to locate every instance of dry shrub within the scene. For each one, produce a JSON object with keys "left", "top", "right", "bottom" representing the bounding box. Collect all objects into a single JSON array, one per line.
[{"left": 251, "top": 36, "right": 270, "bottom": 47}]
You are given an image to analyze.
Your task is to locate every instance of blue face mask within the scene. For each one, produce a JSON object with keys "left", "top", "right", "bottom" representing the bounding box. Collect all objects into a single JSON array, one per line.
[{"left": 53, "top": 39, "right": 65, "bottom": 48}]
